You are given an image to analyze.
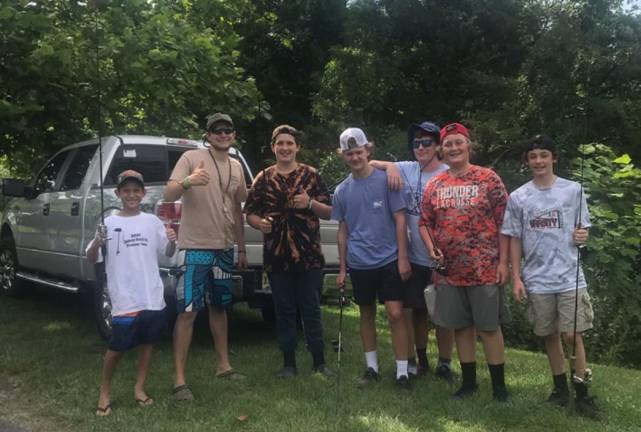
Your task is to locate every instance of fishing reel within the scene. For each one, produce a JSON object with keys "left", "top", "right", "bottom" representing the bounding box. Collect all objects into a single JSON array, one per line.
[{"left": 433, "top": 261, "right": 447, "bottom": 275}]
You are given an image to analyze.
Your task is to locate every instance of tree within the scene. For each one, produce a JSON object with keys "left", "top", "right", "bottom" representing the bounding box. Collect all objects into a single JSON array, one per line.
[{"left": 0, "top": 0, "right": 265, "bottom": 175}]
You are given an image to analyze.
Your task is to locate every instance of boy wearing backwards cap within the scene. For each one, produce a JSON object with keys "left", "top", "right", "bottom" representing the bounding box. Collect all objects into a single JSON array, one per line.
[
  {"left": 332, "top": 127, "right": 412, "bottom": 391},
  {"left": 369, "top": 121, "right": 455, "bottom": 381},
  {"left": 501, "top": 135, "right": 600, "bottom": 418},
  {"left": 87, "top": 170, "right": 177, "bottom": 416},
  {"left": 419, "top": 123, "right": 511, "bottom": 402}
]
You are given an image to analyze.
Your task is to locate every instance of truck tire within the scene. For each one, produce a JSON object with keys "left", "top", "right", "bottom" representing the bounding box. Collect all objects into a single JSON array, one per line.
[
  {"left": 0, "top": 238, "right": 25, "bottom": 297},
  {"left": 93, "top": 262, "right": 112, "bottom": 340}
]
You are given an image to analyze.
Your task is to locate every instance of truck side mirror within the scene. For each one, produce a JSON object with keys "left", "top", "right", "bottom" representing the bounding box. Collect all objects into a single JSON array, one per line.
[
  {"left": 1, "top": 179, "right": 37, "bottom": 199},
  {"left": 2, "top": 179, "right": 26, "bottom": 197}
]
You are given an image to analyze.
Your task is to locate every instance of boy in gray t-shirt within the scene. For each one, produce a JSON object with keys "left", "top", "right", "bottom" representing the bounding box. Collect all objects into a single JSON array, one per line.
[{"left": 501, "top": 135, "right": 600, "bottom": 419}]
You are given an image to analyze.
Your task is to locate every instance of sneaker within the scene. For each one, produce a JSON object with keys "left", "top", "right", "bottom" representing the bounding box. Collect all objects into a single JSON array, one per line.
[
  {"left": 493, "top": 386, "right": 512, "bottom": 404},
  {"left": 435, "top": 364, "right": 454, "bottom": 384},
  {"left": 276, "top": 366, "right": 297, "bottom": 379},
  {"left": 357, "top": 367, "right": 380, "bottom": 388},
  {"left": 575, "top": 396, "right": 604, "bottom": 421},
  {"left": 396, "top": 375, "right": 412, "bottom": 393},
  {"left": 547, "top": 387, "right": 570, "bottom": 407},
  {"left": 312, "top": 364, "right": 336, "bottom": 378},
  {"left": 451, "top": 384, "right": 479, "bottom": 400}
]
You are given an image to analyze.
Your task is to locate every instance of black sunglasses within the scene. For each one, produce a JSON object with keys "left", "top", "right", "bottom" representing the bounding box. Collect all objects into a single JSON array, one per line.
[
  {"left": 412, "top": 137, "right": 437, "bottom": 149},
  {"left": 210, "top": 127, "right": 234, "bottom": 135}
]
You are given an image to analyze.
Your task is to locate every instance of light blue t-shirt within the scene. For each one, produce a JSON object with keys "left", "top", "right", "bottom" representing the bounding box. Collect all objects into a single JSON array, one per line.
[
  {"left": 501, "top": 177, "right": 591, "bottom": 294},
  {"left": 331, "top": 168, "right": 406, "bottom": 270},
  {"left": 396, "top": 161, "right": 449, "bottom": 266}
]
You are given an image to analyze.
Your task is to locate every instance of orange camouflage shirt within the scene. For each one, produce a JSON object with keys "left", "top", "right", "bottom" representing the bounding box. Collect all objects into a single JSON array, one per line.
[{"left": 419, "top": 164, "right": 507, "bottom": 286}]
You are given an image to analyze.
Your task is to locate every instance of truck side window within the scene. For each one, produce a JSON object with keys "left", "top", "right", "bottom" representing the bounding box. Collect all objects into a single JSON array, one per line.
[
  {"left": 34, "top": 151, "right": 72, "bottom": 193},
  {"left": 60, "top": 145, "right": 99, "bottom": 191},
  {"left": 105, "top": 145, "right": 168, "bottom": 185}
]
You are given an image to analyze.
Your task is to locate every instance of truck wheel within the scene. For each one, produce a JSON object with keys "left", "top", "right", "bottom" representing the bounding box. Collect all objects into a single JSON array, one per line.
[
  {"left": 93, "top": 263, "right": 112, "bottom": 340},
  {"left": 0, "top": 238, "right": 25, "bottom": 297}
]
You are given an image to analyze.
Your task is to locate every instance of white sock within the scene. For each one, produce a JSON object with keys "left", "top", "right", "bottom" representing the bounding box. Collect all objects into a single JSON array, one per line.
[
  {"left": 365, "top": 351, "right": 379, "bottom": 372},
  {"left": 396, "top": 360, "right": 408, "bottom": 379},
  {"left": 408, "top": 363, "right": 418, "bottom": 375}
]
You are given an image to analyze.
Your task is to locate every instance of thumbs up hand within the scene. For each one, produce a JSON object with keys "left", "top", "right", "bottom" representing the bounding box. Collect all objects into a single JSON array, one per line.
[{"left": 189, "top": 160, "right": 210, "bottom": 186}]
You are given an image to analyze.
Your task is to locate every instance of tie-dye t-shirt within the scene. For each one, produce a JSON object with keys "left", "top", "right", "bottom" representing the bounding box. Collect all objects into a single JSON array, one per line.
[
  {"left": 244, "top": 164, "right": 330, "bottom": 272},
  {"left": 419, "top": 165, "right": 508, "bottom": 286},
  {"left": 501, "top": 177, "right": 590, "bottom": 293}
]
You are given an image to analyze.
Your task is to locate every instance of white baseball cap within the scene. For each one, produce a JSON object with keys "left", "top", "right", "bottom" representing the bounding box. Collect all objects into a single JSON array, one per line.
[{"left": 339, "top": 127, "right": 370, "bottom": 152}]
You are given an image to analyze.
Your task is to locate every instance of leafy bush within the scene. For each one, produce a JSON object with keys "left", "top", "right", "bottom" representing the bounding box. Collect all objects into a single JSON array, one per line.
[{"left": 576, "top": 144, "right": 641, "bottom": 367}]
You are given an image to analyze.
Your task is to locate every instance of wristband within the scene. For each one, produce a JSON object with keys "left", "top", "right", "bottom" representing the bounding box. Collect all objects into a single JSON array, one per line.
[
  {"left": 181, "top": 176, "right": 191, "bottom": 190},
  {"left": 307, "top": 198, "right": 313, "bottom": 210}
]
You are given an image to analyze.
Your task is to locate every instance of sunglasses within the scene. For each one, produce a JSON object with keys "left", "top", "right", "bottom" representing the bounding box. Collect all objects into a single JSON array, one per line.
[
  {"left": 412, "top": 137, "right": 437, "bottom": 149},
  {"left": 211, "top": 127, "right": 234, "bottom": 135}
]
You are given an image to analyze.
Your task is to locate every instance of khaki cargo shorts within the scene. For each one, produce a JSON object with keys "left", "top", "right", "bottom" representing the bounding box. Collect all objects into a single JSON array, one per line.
[{"left": 527, "top": 289, "right": 594, "bottom": 337}]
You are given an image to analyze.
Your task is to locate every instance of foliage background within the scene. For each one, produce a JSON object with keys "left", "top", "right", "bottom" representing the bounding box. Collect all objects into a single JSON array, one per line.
[{"left": 1, "top": 0, "right": 640, "bottom": 367}]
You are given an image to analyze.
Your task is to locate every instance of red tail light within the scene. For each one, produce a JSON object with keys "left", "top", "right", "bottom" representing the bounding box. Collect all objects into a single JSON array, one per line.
[{"left": 156, "top": 201, "right": 182, "bottom": 235}]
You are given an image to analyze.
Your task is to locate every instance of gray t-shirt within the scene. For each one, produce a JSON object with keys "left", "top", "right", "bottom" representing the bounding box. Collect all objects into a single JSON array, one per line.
[
  {"left": 501, "top": 176, "right": 590, "bottom": 294},
  {"left": 331, "top": 168, "right": 406, "bottom": 270},
  {"left": 396, "top": 161, "right": 448, "bottom": 266}
]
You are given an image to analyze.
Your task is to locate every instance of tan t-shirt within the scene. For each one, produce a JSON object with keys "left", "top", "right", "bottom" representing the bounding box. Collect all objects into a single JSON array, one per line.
[{"left": 169, "top": 148, "right": 248, "bottom": 250}]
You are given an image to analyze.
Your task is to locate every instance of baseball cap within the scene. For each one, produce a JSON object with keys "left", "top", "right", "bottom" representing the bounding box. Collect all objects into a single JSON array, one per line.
[
  {"left": 408, "top": 121, "right": 440, "bottom": 152},
  {"left": 116, "top": 170, "right": 144, "bottom": 188},
  {"left": 440, "top": 122, "right": 469, "bottom": 141},
  {"left": 524, "top": 134, "right": 556, "bottom": 156},
  {"left": 339, "top": 128, "right": 370, "bottom": 152},
  {"left": 206, "top": 113, "right": 234, "bottom": 130},
  {"left": 271, "top": 124, "right": 298, "bottom": 143}
]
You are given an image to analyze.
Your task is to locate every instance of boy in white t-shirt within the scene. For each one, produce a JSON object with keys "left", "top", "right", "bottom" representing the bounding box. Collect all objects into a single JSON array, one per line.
[
  {"left": 87, "top": 170, "right": 176, "bottom": 417},
  {"left": 501, "top": 135, "right": 600, "bottom": 419}
]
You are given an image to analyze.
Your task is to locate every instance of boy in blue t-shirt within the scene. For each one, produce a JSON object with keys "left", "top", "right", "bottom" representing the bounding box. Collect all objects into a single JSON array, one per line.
[
  {"left": 501, "top": 135, "right": 601, "bottom": 419},
  {"left": 370, "top": 121, "right": 455, "bottom": 381},
  {"left": 332, "top": 128, "right": 412, "bottom": 391}
]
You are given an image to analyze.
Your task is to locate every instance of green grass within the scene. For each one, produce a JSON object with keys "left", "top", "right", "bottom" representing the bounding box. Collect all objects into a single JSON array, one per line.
[{"left": 1, "top": 287, "right": 640, "bottom": 432}]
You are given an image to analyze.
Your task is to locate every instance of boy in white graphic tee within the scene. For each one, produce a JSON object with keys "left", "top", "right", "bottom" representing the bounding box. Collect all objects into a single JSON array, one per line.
[
  {"left": 87, "top": 170, "right": 176, "bottom": 416},
  {"left": 501, "top": 135, "right": 600, "bottom": 419}
]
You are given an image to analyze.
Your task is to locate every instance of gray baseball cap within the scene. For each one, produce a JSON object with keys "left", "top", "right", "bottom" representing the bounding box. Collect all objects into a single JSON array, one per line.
[{"left": 206, "top": 113, "right": 234, "bottom": 130}]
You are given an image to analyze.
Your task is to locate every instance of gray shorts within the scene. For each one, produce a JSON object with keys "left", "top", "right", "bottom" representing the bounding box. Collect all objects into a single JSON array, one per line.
[
  {"left": 527, "top": 289, "right": 594, "bottom": 337},
  {"left": 432, "top": 284, "right": 509, "bottom": 331}
]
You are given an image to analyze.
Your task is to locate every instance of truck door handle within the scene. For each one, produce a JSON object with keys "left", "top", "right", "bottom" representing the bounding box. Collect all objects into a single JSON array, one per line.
[
  {"left": 71, "top": 202, "right": 80, "bottom": 216},
  {"left": 43, "top": 203, "right": 50, "bottom": 216}
]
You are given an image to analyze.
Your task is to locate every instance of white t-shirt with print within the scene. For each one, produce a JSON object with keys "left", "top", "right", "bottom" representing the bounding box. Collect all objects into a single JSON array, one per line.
[
  {"left": 87, "top": 213, "right": 168, "bottom": 315},
  {"left": 501, "top": 177, "right": 590, "bottom": 294}
]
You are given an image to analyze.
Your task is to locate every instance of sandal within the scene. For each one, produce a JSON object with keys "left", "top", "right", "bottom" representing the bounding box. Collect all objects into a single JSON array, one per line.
[
  {"left": 171, "top": 384, "right": 194, "bottom": 402},
  {"left": 95, "top": 404, "right": 112, "bottom": 417},
  {"left": 215, "top": 368, "right": 246, "bottom": 381},
  {"left": 135, "top": 396, "right": 154, "bottom": 407}
]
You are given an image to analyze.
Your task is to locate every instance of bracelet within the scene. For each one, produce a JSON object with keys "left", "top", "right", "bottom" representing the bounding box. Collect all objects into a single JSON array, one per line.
[
  {"left": 181, "top": 176, "right": 191, "bottom": 190},
  {"left": 307, "top": 198, "right": 313, "bottom": 210}
]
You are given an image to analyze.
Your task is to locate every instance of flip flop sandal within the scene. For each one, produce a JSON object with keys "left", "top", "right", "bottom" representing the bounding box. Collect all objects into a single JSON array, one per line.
[
  {"left": 171, "top": 384, "right": 194, "bottom": 402},
  {"left": 96, "top": 404, "right": 112, "bottom": 417},
  {"left": 135, "top": 397, "right": 154, "bottom": 407},
  {"left": 215, "top": 369, "right": 246, "bottom": 380}
]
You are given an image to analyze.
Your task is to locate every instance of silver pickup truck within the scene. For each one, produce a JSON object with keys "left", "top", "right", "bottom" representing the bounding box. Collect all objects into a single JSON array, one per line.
[{"left": 0, "top": 135, "right": 339, "bottom": 338}]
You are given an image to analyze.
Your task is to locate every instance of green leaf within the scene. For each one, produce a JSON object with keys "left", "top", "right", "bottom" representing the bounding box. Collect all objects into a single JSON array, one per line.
[{"left": 613, "top": 154, "right": 632, "bottom": 165}]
